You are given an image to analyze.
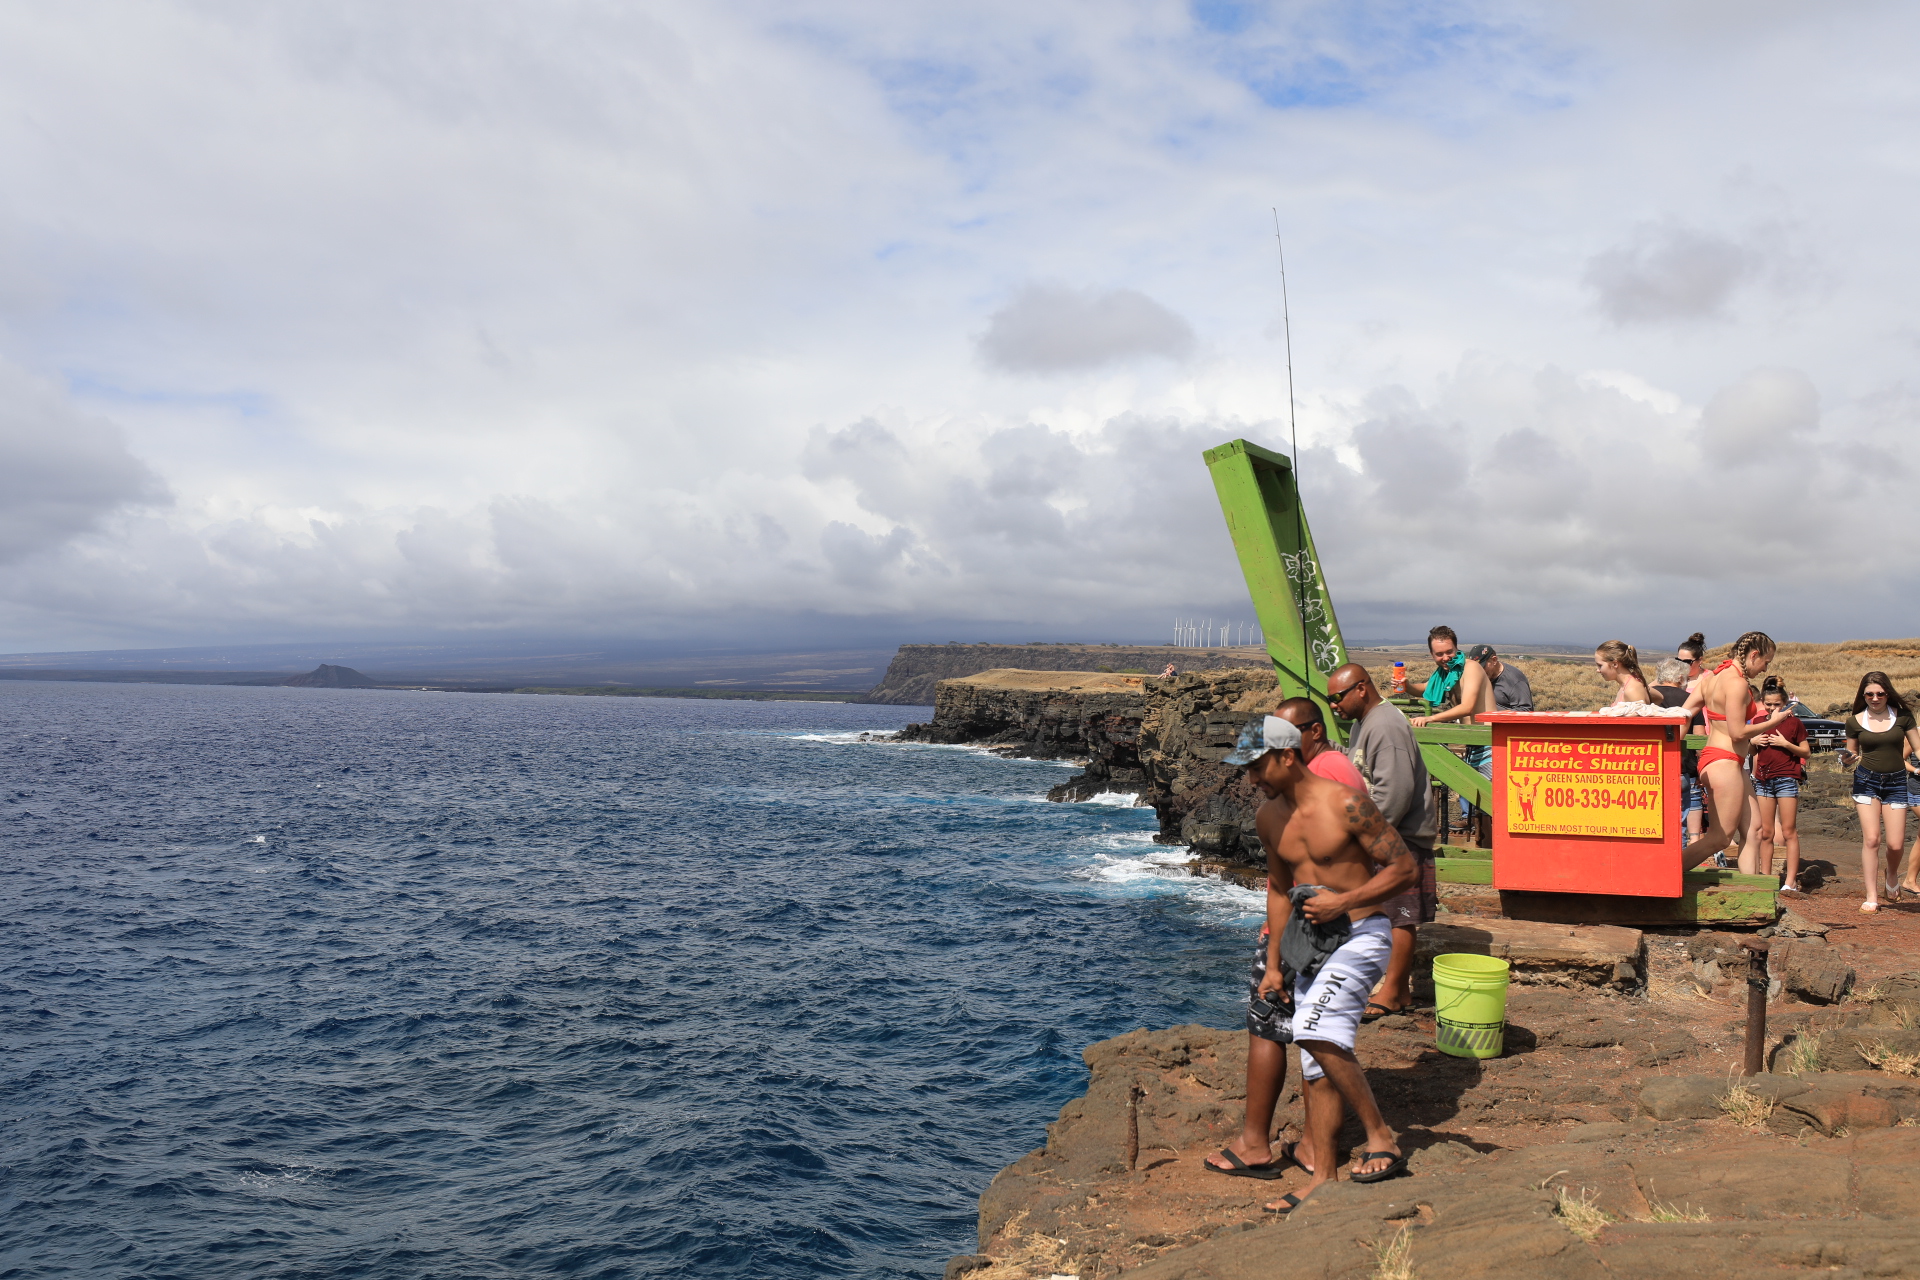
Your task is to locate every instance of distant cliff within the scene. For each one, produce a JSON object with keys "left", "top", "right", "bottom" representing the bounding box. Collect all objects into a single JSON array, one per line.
[
  {"left": 856, "top": 643, "right": 1265, "bottom": 705},
  {"left": 896, "top": 670, "right": 1151, "bottom": 798},
  {"left": 281, "top": 664, "right": 378, "bottom": 688}
]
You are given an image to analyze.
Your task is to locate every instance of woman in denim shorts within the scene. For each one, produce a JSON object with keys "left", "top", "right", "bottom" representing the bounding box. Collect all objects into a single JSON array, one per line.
[
  {"left": 1841, "top": 671, "right": 1920, "bottom": 911},
  {"left": 1748, "top": 679, "right": 1808, "bottom": 892}
]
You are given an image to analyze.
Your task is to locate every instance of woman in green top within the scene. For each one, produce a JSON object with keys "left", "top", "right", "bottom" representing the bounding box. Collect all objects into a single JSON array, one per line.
[{"left": 1839, "top": 671, "right": 1920, "bottom": 910}]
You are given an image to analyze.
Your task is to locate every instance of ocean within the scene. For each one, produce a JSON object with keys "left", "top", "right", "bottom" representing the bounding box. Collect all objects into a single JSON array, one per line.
[{"left": 0, "top": 681, "right": 1263, "bottom": 1278}]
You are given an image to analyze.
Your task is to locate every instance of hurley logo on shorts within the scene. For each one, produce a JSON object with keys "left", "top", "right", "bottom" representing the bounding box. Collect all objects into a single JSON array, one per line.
[{"left": 1301, "top": 973, "right": 1343, "bottom": 1033}]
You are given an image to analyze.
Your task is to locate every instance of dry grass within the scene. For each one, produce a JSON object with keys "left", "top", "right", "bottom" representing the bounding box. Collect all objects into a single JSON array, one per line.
[
  {"left": 1366, "top": 636, "right": 1920, "bottom": 716},
  {"left": 1725, "top": 639, "right": 1920, "bottom": 715},
  {"left": 1646, "top": 967, "right": 1713, "bottom": 1005},
  {"left": 1553, "top": 1186, "right": 1612, "bottom": 1242},
  {"left": 1782, "top": 1032, "right": 1823, "bottom": 1075},
  {"left": 1643, "top": 1200, "right": 1710, "bottom": 1224},
  {"left": 1858, "top": 1040, "right": 1920, "bottom": 1077},
  {"left": 972, "top": 1212, "right": 1075, "bottom": 1279},
  {"left": 1364, "top": 657, "right": 1609, "bottom": 712},
  {"left": 1718, "top": 1082, "right": 1776, "bottom": 1127},
  {"left": 1366, "top": 1222, "right": 1416, "bottom": 1280}
]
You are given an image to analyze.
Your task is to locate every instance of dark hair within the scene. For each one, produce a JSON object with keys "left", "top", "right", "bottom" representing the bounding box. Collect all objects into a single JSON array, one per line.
[
  {"left": 1761, "top": 675, "right": 1789, "bottom": 703},
  {"left": 1276, "top": 696, "right": 1325, "bottom": 729},
  {"left": 1853, "top": 670, "right": 1913, "bottom": 717},
  {"left": 1427, "top": 625, "right": 1458, "bottom": 652},
  {"left": 1677, "top": 632, "right": 1705, "bottom": 659}
]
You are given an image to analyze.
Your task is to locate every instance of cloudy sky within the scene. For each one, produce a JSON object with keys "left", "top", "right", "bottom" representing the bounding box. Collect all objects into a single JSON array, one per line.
[{"left": 3, "top": 0, "right": 1917, "bottom": 655}]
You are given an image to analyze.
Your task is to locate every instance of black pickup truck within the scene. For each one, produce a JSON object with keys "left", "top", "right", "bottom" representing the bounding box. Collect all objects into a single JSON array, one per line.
[{"left": 1789, "top": 702, "right": 1848, "bottom": 751}]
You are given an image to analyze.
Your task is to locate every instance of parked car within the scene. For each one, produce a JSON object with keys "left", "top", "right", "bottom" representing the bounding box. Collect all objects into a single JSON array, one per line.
[{"left": 1789, "top": 702, "right": 1848, "bottom": 751}]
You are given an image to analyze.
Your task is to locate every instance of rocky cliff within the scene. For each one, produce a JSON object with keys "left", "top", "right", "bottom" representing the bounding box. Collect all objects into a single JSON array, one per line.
[
  {"left": 900, "top": 666, "right": 1289, "bottom": 824},
  {"left": 859, "top": 643, "right": 1265, "bottom": 705},
  {"left": 897, "top": 671, "right": 1150, "bottom": 799}
]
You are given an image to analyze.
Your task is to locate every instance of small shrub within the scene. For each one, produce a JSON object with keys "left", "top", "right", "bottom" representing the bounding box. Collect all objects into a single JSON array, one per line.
[
  {"left": 1645, "top": 1200, "right": 1709, "bottom": 1223},
  {"left": 1783, "top": 1032, "right": 1823, "bottom": 1075},
  {"left": 1858, "top": 1041, "right": 1920, "bottom": 1076},
  {"left": 1718, "top": 1082, "right": 1775, "bottom": 1127},
  {"left": 1554, "top": 1186, "right": 1611, "bottom": 1242},
  {"left": 1366, "top": 1223, "right": 1415, "bottom": 1280}
]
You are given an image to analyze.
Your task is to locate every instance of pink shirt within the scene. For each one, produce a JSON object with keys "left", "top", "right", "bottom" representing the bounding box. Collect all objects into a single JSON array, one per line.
[{"left": 1307, "top": 747, "right": 1365, "bottom": 791}]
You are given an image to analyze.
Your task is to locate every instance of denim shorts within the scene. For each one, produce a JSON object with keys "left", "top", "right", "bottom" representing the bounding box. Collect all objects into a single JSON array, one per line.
[
  {"left": 1853, "top": 767, "right": 1912, "bottom": 808},
  {"left": 1753, "top": 775, "right": 1801, "bottom": 799},
  {"left": 1681, "top": 773, "right": 1704, "bottom": 814}
]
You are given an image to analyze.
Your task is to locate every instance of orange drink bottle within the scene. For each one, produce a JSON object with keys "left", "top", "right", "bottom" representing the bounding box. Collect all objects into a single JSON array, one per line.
[{"left": 1391, "top": 662, "right": 1407, "bottom": 695}]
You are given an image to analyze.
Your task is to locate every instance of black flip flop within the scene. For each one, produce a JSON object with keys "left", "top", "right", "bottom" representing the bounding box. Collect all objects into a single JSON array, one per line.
[
  {"left": 1360, "top": 1002, "right": 1398, "bottom": 1023},
  {"left": 1204, "top": 1148, "right": 1287, "bottom": 1180},
  {"left": 1262, "top": 1192, "right": 1306, "bottom": 1215},
  {"left": 1275, "top": 1140, "right": 1313, "bottom": 1175},
  {"left": 1349, "top": 1150, "right": 1409, "bottom": 1184}
]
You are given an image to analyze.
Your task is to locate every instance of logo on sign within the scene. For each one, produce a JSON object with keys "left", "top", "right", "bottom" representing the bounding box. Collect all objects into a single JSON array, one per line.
[{"left": 1505, "top": 737, "right": 1664, "bottom": 839}]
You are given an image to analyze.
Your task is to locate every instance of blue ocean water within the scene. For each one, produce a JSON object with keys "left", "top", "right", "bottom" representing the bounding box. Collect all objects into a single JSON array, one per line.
[{"left": 0, "top": 682, "right": 1263, "bottom": 1279}]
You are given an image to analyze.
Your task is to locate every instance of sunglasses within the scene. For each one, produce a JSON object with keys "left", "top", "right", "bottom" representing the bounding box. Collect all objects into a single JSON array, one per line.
[{"left": 1866, "top": 691, "right": 1889, "bottom": 699}]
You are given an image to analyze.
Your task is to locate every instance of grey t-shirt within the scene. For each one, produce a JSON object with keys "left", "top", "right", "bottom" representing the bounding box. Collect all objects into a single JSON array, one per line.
[
  {"left": 1490, "top": 663, "right": 1534, "bottom": 712},
  {"left": 1348, "top": 701, "right": 1436, "bottom": 853}
]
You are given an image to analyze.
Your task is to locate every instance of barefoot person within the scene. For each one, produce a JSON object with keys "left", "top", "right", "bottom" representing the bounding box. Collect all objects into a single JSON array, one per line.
[
  {"left": 1681, "top": 632, "right": 1788, "bottom": 872},
  {"left": 1593, "top": 639, "right": 1652, "bottom": 706},
  {"left": 1749, "top": 677, "right": 1809, "bottom": 892},
  {"left": 1204, "top": 698, "right": 1365, "bottom": 1183},
  {"left": 1840, "top": 671, "right": 1920, "bottom": 911},
  {"left": 1203, "top": 714, "right": 1417, "bottom": 1213}
]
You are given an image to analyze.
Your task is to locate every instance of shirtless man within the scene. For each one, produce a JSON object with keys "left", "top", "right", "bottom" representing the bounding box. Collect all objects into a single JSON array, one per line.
[
  {"left": 1213, "top": 714, "right": 1418, "bottom": 1212},
  {"left": 1204, "top": 699, "right": 1365, "bottom": 1184}
]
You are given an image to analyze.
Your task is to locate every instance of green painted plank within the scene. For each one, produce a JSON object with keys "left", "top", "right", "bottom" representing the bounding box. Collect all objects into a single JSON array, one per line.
[
  {"left": 1203, "top": 439, "right": 1349, "bottom": 738},
  {"left": 1420, "top": 742, "right": 1491, "bottom": 812},
  {"left": 1435, "top": 857, "right": 1492, "bottom": 884},
  {"left": 1413, "top": 725, "right": 1493, "bottom": 746}
]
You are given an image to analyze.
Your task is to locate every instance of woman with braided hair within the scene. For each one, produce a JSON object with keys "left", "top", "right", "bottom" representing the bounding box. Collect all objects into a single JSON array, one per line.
[{"left": 1680, "top": 632, "right": 1790, "bottom": 871}]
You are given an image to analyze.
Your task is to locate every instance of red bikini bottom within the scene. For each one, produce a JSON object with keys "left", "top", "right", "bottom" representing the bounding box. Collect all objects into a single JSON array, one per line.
[{"left": 1697, "top": 747, "right": 1741, "bottom": 771}]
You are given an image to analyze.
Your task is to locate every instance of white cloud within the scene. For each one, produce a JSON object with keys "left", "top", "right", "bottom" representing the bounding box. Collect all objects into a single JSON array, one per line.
[
  {"left": 1, "top": 2, "right": 1919, "bottom": 650},
  {"left": 977, "top": 284, "right": 1195, "bottom": 373},
  {"left": 1584, "top": 223, "right": 1759, "bottom": 324},
  {"left": 0, "top": 360, "right": 164, "bottom": 563}
]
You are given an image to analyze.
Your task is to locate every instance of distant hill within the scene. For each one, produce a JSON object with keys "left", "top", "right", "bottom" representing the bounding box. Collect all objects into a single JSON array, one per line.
[
  {"left": 856, "top": 643, "right": 1267, "bottom": 705},
  {"left": 281, "top": 664, "right": 378, "bottom": 688}
]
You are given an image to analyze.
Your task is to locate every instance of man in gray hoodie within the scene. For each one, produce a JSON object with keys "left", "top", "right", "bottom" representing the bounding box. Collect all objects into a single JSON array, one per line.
[{"left": 1325, "top": 663, "right": 1437, "bottom": 1018}]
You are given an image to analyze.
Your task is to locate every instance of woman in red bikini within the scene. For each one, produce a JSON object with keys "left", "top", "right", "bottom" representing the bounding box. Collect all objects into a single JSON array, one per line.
[{"left": 1681, "top": 631, "right": 1789, "bottom": 871}]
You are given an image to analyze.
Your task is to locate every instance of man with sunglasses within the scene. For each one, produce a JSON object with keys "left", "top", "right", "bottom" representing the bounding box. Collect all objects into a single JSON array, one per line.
[{"left": 1326, "top": 663, "right": 1436, "bottom": 1019}]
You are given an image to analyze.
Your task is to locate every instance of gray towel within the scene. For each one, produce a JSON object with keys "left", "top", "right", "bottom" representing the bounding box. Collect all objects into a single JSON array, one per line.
[{"left": 1279, "top": 884, "right": 1351, "bottom": 989}]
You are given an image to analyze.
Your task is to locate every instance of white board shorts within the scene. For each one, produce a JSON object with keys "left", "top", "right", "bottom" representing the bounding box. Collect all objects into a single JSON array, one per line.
[{"left": 1291, "top": 914, "right": 1393, "bottom": 1082}]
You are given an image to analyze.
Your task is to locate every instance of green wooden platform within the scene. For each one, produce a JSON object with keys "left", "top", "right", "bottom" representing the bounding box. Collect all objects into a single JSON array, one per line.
[{"left": 1435, "top": 856, "right": 1777, "bottom": 925}]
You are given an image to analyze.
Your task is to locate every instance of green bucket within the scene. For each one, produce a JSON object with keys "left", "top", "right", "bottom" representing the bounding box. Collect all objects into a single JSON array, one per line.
[{"left": 1432, "top": 953, "right": 1511, "bottom": 1059}]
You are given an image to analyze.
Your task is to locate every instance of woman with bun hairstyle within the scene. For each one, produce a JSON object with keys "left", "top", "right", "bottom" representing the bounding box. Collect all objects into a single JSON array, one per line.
[
  {"left": 1676, "top": 632, "right": 1707, "bottom": 691},
  {"left": 1593, "top": 639, "right": 1652, "bottom": 706},
  {"left": 1680, "top": 632, "right": 1789, "bottom": 871},
  {"left": 1839, "top": 671, "right": 1920, "bottom": 911},
  {"left": 1747, "top": 676, "right": 1809, "bottom": 892}
]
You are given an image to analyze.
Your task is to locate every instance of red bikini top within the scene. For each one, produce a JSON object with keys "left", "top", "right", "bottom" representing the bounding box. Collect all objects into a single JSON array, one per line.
[{"left": 1701, "top": 659, "right": 1761, "bottom": 723}]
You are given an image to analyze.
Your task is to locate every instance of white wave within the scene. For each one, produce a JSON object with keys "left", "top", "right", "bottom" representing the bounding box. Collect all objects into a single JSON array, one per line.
[
  {"left": 244, "top": 835, "right": 267, "bottom": 844},
  {"left": 790, "top": 730, "right": 901, "bottom": 744},
  {"left": 1071, "top": 832, "right": 1264, "bottom": 921},
  {"left": 1079, "top": 790, "right": 1140, "bottom": 806}
]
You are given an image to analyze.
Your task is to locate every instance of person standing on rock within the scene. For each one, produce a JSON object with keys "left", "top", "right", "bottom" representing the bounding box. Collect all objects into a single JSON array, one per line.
[
  {"left": 1204, "top": 714, "right": 1417, "bottom": 1212},
  {"left": 1205, "top": 694, "right": 1374, "bottom": 1189},
  {"left": 1326, "top": 663, "right": 1437, "bottom": 1019},
  {"left": 1203, "top": 699, "right": 1366, "bottom": 1184}
]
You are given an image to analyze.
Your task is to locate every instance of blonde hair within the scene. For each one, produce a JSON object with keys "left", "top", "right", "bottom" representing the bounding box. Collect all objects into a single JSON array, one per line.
[
  {"left": 1595, "top": 639, "right": 1647, "bottom": 688},
  {"left": 1728, "top": 630, "right": 1777, "bottom": 675}
]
